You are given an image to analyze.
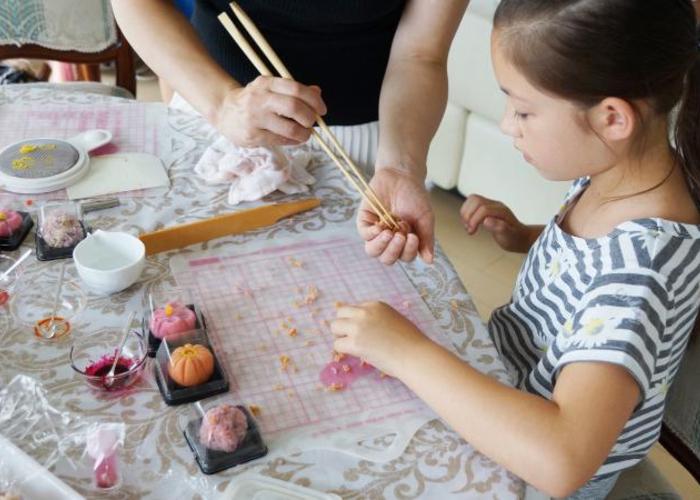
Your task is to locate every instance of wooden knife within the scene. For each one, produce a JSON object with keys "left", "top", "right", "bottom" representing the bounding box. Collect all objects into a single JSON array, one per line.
[{"left": 139, "top": 198, "right": 321, "bottom": 255}]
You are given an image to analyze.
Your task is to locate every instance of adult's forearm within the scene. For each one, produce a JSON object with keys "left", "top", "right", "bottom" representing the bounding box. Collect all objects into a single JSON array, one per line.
[
  {"left": 111, "top": 0, "right": 237, "bottom": 122},
  {"left": 375, "top": 57, "right": 448, "bottom": 179}
]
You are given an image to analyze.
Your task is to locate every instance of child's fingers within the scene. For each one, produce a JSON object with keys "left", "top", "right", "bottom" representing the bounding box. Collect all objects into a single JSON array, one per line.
[
  {"left": 330, "top": 318, "right": 354, "bottom": 336},
  {"left": 333, "top": 336, "right": 355, "bottom": 356},
  {"left": 335, "top": 304, "right": 363, "bottom": 319},
  {"left": 483, "top": 216, "right": 510, "bottom": 233},
  {"left": 468, "top": 204, "right": 513, "bottom": 234},
  {"left": 459, "top": 195, "right": 486, "bottom": 223}
]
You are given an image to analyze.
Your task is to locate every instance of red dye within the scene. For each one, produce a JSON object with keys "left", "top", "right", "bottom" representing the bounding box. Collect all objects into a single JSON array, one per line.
[
  {"left": 0, "top": 290, "right": 8, "bottom": 306},
  {"left": 85, "top": 355, "right": 136, "bottom": 390}
]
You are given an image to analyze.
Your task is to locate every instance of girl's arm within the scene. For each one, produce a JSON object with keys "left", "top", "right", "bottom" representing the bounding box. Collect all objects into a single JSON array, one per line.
[
  {"left": 358, "top": 0, "right": 470, "bottom": 265},
  {"left": 332, "top": 303, "right": 639, "bottom": 498}
]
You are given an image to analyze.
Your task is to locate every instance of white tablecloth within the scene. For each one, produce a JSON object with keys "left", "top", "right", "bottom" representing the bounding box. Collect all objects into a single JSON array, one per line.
[{"left": 0, "top": 86, "right": 524, "bottom": 499}]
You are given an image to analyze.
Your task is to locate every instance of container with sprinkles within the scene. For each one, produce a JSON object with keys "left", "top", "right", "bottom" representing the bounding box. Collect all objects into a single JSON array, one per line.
[{"left": 36, "top": 201, "right": 87, "bottom": 261}]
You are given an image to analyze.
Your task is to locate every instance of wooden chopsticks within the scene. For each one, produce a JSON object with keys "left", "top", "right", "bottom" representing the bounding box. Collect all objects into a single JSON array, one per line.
[{"left": 218, "top": 2, "right": 400, "bottom": 230}]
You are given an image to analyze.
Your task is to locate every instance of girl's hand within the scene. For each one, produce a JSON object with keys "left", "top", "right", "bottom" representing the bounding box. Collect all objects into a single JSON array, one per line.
[
  {"left": 215, "top": 76, "right": 327, "bottom": 147},
  {"left": 331, "top": 302, "right": 429, "bottom": 377},
  {"left": 460, "top": 194, "right": 535, "bottom": 253}
]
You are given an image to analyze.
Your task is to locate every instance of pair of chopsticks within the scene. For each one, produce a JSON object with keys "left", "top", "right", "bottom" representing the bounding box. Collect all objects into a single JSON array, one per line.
[{"left": 217, "top": 2, "right": 400, "bottom": 231}]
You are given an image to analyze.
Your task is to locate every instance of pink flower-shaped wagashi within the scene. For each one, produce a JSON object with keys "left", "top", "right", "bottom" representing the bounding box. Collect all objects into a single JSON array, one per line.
[
  {"left": 149, "top": 301, "right": 196, "bottom": 339},
  {"left": 0, "top": 209, "right": 23, "bottom": 238}
]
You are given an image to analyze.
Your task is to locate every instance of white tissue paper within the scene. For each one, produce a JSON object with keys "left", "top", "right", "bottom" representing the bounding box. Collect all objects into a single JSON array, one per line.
[{"left": 194, "top": 137, "right": 316, "bottom": 205}]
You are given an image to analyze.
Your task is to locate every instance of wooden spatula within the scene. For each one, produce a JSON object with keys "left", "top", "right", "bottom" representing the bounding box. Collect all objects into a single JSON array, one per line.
[{"left": 139, "top": 198, "right": 321, "bottom": 255}]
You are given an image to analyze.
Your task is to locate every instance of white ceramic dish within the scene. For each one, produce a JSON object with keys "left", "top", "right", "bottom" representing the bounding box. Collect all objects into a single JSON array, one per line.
[
  {"left": 73, "top": 230, "right": 145, "bottom": 295},
  {"left": 0, "top": 130, "right": 112, "bottom": 194},
  {"left": 0, "top": 434, "right": 84, "bottom": 500}
]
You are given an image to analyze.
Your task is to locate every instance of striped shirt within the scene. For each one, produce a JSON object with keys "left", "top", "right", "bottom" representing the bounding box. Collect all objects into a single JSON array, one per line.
[{"left": 488, "top": 177, "right": 700, "bottom": 477}]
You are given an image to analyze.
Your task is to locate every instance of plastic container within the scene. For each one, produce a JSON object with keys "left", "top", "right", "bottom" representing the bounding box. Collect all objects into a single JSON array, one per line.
[
  {"left": 10, "top": 279, "right": 87, "bottom": 341},
  {"left": 222, "top": 474, "right": 342, "bottom": 499},
  {"left": 154, "top": 329, "right": 228, "bottom": 405},
  {"left": 183, "top": 405, "right": 267, "bottom": 475},
  {"left": 146, "top": 286, "right": 206, "bottom": 357},
  {"left": 36, "top": 202, "right": 87, "bottom": 261},
  {"left": 0, "top": 210, "right": 33, "bottom": 251},
  {"left": 0, "top": 254, "right": 27, "bottom": 307}
]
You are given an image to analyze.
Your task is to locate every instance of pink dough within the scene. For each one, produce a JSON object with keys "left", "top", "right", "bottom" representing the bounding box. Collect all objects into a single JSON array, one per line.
[
  {"left": 199, "top": 404, "right": 248, "bottom": 452},
  {"left": 319, "top": 355, "right": 375, "bottom": 390},
  {"left": 149, "top": 302, "right": 196, "bottom": 339},
  {"left": 0, "top": 210, "right": 22, "bottom": 238}
]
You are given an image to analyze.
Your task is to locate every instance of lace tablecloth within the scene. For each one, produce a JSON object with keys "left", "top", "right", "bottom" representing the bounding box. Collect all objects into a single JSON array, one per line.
[
  {"left": 0, "top": 87, "right": 524, "bottom": 499},
  {"left": 0, "top": 0, "right": 117, "bottom": 52}
]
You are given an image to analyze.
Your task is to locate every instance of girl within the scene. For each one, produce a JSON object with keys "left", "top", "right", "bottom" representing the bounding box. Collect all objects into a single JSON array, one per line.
[{"left": 330, "top": 1, "right": 700, "bottom": 498}]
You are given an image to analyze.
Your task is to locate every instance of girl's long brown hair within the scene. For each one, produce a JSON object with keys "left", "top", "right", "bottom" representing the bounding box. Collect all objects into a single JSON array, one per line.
[{"left": 494, "top": 0, "right": 700, "bottom": 203}]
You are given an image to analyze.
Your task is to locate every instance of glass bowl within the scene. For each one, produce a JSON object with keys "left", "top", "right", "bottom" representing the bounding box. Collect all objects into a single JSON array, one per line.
[
  {"left": 70, "top": 328, "right": 148, "bottom": 392},
  {"left": 10, "top": 279, "right": 87, "bottom": 341},
  {"left": 0, "top": 254, "right": 26, "bottom": 306}
]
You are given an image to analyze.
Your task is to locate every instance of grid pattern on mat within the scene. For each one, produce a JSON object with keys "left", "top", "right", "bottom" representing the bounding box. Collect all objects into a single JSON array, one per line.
[{"left": 173, "top": 238, "right": 453, "bottom": 435}]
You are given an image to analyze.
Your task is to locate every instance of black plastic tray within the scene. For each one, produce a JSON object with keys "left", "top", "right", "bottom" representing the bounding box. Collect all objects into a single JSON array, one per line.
[
  {"left": 183, "top": 406, "right": 268, "bottom": 474},
  {"left": 154, "top": 342, "right": 228, "bottom": 406},
  {"left": 0, "top": 212, "right": 33, "bottom": 252},
  {"left": 35, "top": 222, "right": 87, "bottom": 261}
]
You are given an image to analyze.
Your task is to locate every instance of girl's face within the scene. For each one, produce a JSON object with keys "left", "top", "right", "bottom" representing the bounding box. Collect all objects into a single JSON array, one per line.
[{"left": 491, "top": 34, "right": 616, "bottom": 181}]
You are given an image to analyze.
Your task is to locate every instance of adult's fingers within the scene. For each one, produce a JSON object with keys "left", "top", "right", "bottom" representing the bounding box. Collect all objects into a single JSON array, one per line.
[
  {"left": 263, "top": 114, "right": 312, "bottom": 143},
  {"left": 357, "top": 208, "right": 382, "bottom": 241},
  {"left": 378, "top": 232, "right": 406, "bottom": 266},
  {"left": 267, "top": 77, "right": 327, "bottom": 116},
  {"left": 265, "top": 93, "right": 318, "bottom": 128},
  {"left": 415, "top": 213, "right": 435, "bottom": 263},
  {"left": 400, "top": 233, "right": 420, "bottom": 262},
  {"left": 364, "top": 230, "right": 394, "bottom": 258}
]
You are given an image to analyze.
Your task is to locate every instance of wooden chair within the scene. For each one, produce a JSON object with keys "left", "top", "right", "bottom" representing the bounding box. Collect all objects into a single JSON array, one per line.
[{"left": 0, "top": 26, "right": 136, "bottom": 97}]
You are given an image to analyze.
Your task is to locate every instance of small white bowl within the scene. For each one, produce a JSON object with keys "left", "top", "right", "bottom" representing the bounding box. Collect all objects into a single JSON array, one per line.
[{"left": 73, "top": 230, "right": 145, "bottom": 295}]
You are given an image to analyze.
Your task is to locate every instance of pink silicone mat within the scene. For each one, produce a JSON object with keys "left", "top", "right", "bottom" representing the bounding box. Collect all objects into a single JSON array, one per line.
[{"left": 170, "top": 236, "right": 455, "bottom": 442}]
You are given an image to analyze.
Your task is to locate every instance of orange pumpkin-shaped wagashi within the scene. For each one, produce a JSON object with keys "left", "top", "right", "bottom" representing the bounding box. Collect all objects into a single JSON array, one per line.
[{"left": 168, "top": 343, "right": 214, "bottom": 387}]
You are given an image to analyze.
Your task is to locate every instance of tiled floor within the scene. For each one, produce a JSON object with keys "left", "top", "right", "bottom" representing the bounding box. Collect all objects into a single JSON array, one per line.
[{"left": 127, "top": 75, "right": 698, "bottom": 498}]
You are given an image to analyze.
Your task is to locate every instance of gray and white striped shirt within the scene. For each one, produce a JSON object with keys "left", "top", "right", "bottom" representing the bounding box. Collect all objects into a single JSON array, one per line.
[{"left": 489, "top": 177, "right": 700, "bottom": 477}]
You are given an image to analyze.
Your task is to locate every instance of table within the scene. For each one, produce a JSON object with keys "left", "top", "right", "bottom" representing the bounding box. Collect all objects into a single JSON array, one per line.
[{"left": 0, "top": 87, "right": 524, "bottom": 499}]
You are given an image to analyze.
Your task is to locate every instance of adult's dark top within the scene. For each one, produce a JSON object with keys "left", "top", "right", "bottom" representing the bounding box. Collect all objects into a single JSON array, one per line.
[{"left": 193, "top": 0, "right": 407, "bottom": 125}]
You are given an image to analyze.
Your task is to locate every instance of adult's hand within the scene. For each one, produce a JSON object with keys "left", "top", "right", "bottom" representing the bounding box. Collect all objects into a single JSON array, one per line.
[
  {"left": 214, "top": 76, "right": 327, "bottom": 147},
  {"left": 356, "top": 167, "right": 434, "bottom": 265}
]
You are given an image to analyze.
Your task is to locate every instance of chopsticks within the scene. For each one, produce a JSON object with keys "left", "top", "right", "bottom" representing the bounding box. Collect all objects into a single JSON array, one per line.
[{"left": 217, "top": 2, "right": 400, "bottom": 230}]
